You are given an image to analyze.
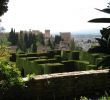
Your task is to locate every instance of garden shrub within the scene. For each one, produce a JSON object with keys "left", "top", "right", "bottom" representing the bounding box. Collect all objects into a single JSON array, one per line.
[
  {"left": 0, "top": 61, "right": 24, "bottom": 99},
  {"left": 28, "top": 61, "right": 44, "bottom": 75},
  {"left": 69, "top": 51, "right": 79, "bottom": 60},
  {"left": 26, "top": 53, "right": 37, "bottom": 57},
  {"left": 61, "top": 50, "right": 71, "bottom": 60},
  {"left": 48, "top": 59, "right": 57, "bottom": 63},
  {"left": 74, "top": 60, "right": 89, "bottom": 71},
  {"left": 54, "top": 49, "right": 61, "bottom": 55},
  {"left": 43, "top": 63, "right": 64, "bottom": 74},
  {"left": 32, "top": 59, "right": 48, "bottom": 64},
  {"left": 37, "top": 52, "right": 48, "bottom": 57},
  {"left": 54, "top": 55, "right": 61, "bottom": 62},
  {"left": 89, "top": 53, "right": 100, "bottom": 64},
  {"left": 61, "top": 60, "right": 75, "bottom": 72},
  {"left": 87, "top": 64, "right": 97, "bottom": 70},
  {"left": 17, "top": 54, "right": 27, "bottom": 58},
  {"left": 80, "top": 51, "right": 91, "bottom": 61},
  {"left": 26, "top": 57, "right": 39, "bottom": 61},
  {"left": 39, "top": 56, "right": 48, "bottom": 59},
  {"left": 47, "top": 50, "right": 55, "bottom": 58},
  {"left": 9, "top": 52, "right": 16, "bottom": 62}
]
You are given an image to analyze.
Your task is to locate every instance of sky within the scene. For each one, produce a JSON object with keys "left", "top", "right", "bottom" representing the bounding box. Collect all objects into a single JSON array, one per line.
[{"left": 1, "top": 0, "right": 110, "bottom": 34}]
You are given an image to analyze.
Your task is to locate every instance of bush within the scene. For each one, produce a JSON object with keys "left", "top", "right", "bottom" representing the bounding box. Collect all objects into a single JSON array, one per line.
[
  {"left": 69, "top": 51, "right": 79, "bottom": 60},
  {"left": 74, "top": 60, "right": 89, "bottom": 71},
  {"left": 29, "top": 61, "right": 44, "bottom": 75},
  {"left": 54, "top": 55, "right": 61, "bottom": 62},
  {"left": 87, "top": 64, "right": 97, "bottom": 70},
  {"left": 61, "top": 60, "right": 75, "bottom": 72},
  {"left": 26, "top": 57, "right": 39, "bottom": 61},
  {"left": 0, "top": 61, "right": 24, "bottom": 99},
  {"left": 10, "top": 52, "right": 16, "bottom": 62},
  {"left": 47, "top": 50, "right": 55, "bottom": 58},
  {"left": 54, "top": 49, "right": 61, "bottom": 55},
  {"left": 61, "top": 50, "right": 71, "bottom": 60},
  {"left": 26, "top": 53, "right": 37, "bottom": 57},
  {"left": 43, "top": 63, "right": 64, "bottom": 74}
]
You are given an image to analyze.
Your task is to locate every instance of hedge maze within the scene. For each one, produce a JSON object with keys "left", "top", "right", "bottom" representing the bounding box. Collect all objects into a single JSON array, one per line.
[{"left": 10, "top": 50, "right": 108, "bottom": 76}]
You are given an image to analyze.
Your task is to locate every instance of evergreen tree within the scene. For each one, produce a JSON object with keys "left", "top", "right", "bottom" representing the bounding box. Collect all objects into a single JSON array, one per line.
[
  {"left": 24, "top": 33, "right": 29, "bottom": 48},
  {"left": 8, "top": 28, "right": 18, "bottom": 45},
  {"left": 36, "top": 32, "right": 45, "bottom": 46},
  {"left": 54, "top": 35, "right": 61, "bottom": 44},
  {"left": 0, "top": 0, "right": 9, "bottom": 16},
  {"left": 70, "top": 38, "right": 75, "bottom": 50},
  {"left": 32, "top": 43, "right": 37, "bottom": 53}
]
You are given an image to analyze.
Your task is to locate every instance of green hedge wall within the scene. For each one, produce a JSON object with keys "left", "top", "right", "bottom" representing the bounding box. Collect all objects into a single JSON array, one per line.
[
  {"left": 74, "top": 60, "right": 89, "bottom": 71},
  {"left": 54, "top": 55, "right": 61, "bottom": 62},
  {"left": 10, "top": 52, "right": 16, "bottom": 62},
  {"left": 69, "top": 51, "right": 79, "bottom": 60},
  {"left": 61, "top": 60, "right": 75, "bottom": 72},
  {"left": 61, "top": 50, "right": 71, "bottom": 60},
  {"left": 42, "top": 63, "right": 64, "bottom": 74},
  {"left": 54, "top": 49, "right": 61, "bottom": 55}
]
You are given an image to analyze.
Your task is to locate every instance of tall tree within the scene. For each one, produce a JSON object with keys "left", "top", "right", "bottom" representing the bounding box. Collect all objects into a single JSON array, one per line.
[
  {"left": 0, "top": 0, "right": 9, "bottom": 16},
  {"left": 54, "top": 35, "right": 61, "bottom": 44}
]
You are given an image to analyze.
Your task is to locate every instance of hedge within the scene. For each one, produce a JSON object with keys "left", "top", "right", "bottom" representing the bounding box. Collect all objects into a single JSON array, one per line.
[
  {"left": 61, "top": 50, "right": 71, "bottom": 60},
  {"left": 42, "top": 63, "right": 64, "bottom": 74},
  {"left": 27, "top": 61, "right": 44, "bottom": 75},
  {"left": 61, "top": 60, "right": 75, "bottom": 72},
  {"left": 54, "top": 49, "right": 61, "bottom": 55},
  {"left": 47, "top": 50, "right": 55, "bottom": 58},
  {"left": 10, "top": 52, "right": 16, "bottom": 62},
  {"left": 54, "top": 55, "right": 61, "bottom": 62},
  {"left": 26, "top": 57, "right": 39, "bottom": 61},
  {"left": 74, "top": 60, "right": 89, "bottom": 71},
  {"left": 87, "top": 64, "right": 97, "bottom": 70},
  {"left": 69, "top": 51, "right": 79, "bottom": 60}
]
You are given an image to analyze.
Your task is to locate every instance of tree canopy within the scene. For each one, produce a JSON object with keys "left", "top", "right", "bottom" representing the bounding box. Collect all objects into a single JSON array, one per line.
[
  {"left": 88, "top": 2, "right": 110, "bottom": 23},
  {"left": 0, "top": 0, "right": 9, "bottom": 16}
]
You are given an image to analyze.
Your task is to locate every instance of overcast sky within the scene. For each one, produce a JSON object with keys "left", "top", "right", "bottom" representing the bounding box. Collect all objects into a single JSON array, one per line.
[{"left": 1, "top": 0, "right": 110, "bottom": 33}]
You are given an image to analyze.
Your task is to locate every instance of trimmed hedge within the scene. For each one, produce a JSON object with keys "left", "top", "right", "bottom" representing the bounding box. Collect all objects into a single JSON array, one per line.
[
  {"left": 32, "top": 59, "right": 48, "bottom": 64},
  {"left": 54, "top": 49, "right": 61, "bottom": 55},
  {"left": 61, "top": 50, "right": 71, "bottom": 60},
  {"left": 87, "top": 64, "right": 97, "bottom": 70},
  {"left": 54, "top": 55, "right": 61, "bottom": 62},
  {"left": 69, "top": 51, "right": 79, "bottom": 60},
  {"left": 10, "top": 52, "right": 16, "bottom": 62},
  {"left": 47, "top": 50, "right": 55, "bottom": 58},
  {"left": 26, "top": 53, "right": 38, "bottom": 57},
  {"left": 74, "top": 60, "right": 89, "bottom": 71},
  {"left": 26, "top": 57, "right": 39, "bottom": 61},
  {"left": 42, "top": 63, "right": 64, "bottom": 74},
  {"left": 61, "top": 60, "right": 75, "bottom": 72},
  {"left": 37, "top": 52, "right": 48, "bottom": 57},
  {"left": 27, "top": 61, "right": 44, "bottom": 75}
]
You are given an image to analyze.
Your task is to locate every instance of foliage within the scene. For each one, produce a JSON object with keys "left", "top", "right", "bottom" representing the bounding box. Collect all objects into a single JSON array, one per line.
[
  {"left": 31, "top": 43, "right": 37, "bottom": 53},
  {"left": 47, "top": 39, "right": 54, "bottom": 50},
  {"left": 69, "top": 37, "right": 75, "bottom": 50},
  {"left": 8, "top": 28, "right": 18, "bottom": 45},
  {"left": 88, "top": 2, "right": 110, "bottom": 67},
  {"left": 0, "top": 61, "right": 24, "bottom": 95},
  {"left": 36, "top": 32, "right": 45, "bottom": 46},
  {"left": 54, "top": 35, "right": 61, "bottom": 44},
  {"left": 0, "top": 0, "right": 9, "bottom": 16}
]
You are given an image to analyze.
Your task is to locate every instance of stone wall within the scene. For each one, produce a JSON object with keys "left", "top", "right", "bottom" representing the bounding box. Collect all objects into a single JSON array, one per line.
[{"left": 24, "top": 69, "right": 110, "bottom": 100}]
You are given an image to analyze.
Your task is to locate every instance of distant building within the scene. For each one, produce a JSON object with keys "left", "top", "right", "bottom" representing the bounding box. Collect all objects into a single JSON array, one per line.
[
  {"left": 60, "top": 32, "right": 71, "bottom": 43},
  {"left": 45, "top": 29, "right": 50, "bottom": 39},
  {"left": 60, "top": 32, "right": 71, "bottom": 50}
]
